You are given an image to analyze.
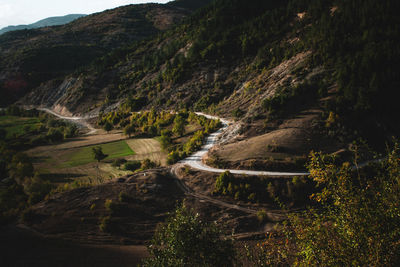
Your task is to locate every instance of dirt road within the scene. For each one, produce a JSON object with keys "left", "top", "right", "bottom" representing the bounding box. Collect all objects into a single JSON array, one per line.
[
  {"left": 38, "top": 108, "right": 98, "bottom": 135},
  {"left": 180, "top": 112, "right": 310, "bottom": 176}
]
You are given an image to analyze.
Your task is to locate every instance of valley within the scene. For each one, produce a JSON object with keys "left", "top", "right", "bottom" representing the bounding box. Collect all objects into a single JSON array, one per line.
[{"left": 1, "top": 0, "right": 399, "bottom": 266}]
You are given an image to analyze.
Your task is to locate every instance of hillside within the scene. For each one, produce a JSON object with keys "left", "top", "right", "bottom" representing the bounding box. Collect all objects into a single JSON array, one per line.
[
  {"left": 1, "top": 0, "right": 400, "bottom": 265},
  {"left": 0, "top": 14, "right": 86, "bottom": 35},
  {"left": 8, "top": 0, "right": 396, "bottom": 157},
  {"left": 0, "top": 0, "right": 212, "bottom": 107}
]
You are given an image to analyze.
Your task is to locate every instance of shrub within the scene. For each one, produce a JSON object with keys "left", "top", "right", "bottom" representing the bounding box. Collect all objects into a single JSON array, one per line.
[
  {"left": 99, "top": 216, "right": 111, "bottom": 232},
  {"left": 124, "top": 161, "right": 141, "bottom": 171},
  {"left": 64, "top": 125, "right": 78, "bottom": 138},
  {"left": 24, "top": 176, "right": 53, "bottom": 205},
  {"left": 214, "top": 171, "right": 232, "bottom": 194},
  {"left": 141, "top": 159, "right": 157, "bottom": 170},
  {"left": 167, "top": 150, "right": 181, "bottom": 165},
  {"left": 118, "top": 192, "right": 132, "bottom": 203},
  {"left": 103, "top": 121, "right": 113, "bottom": 132},
  {"left": 112, "top": 158, "right": 127, "bottom": 167},
  {"left": 46, "top": 128, "right": 64, "bottom": 143},
  {"left": 104, "top": 199, "right": 113, "bottom": 212},
  {"left": 257, "top": 209, "right": 267, "bottom": 224},
  {"left": 254, "top": 146, "right": 400, "bottom": 266},
  {"left": 142, "top": 204, "right": 237, "bottom": 266},
  {"left": 232, "top": 107, "right": 244, "bottom": 118}
]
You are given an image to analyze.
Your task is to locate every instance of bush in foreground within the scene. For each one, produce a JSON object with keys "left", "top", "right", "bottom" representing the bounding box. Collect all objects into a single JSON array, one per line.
[
  {"left": 142, "top": 204, "right": 236, "bottom": 267},
  {"left": 252, "top": 146, "right": 400, "bottom": 266}
]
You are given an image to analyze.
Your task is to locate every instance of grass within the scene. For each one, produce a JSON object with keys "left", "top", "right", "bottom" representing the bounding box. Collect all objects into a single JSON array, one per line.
[
  {"left": 62, "top": 140, "right": 135, "bottom": 167},
  {"left": 0, "top": 115, "right": 41, "bottom": 138}
]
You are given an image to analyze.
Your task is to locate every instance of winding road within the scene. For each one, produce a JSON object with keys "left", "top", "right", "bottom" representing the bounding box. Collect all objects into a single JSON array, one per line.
[
  {"left": 180, "top": 112, "right": 310, "bottom": 176},
  {"left": 38, "top": 108, "right": 98, "bottom": 135},
  {"left": 37, "top": 107, "right": 382, "bottom": 233}
]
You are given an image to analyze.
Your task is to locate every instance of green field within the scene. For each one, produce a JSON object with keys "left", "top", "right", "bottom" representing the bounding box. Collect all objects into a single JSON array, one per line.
[
  {"left": 62, "top": 140, "right": 135, "bottom": 167},
  {"left": 0, "top": 115, "right": 41, "bottom": 138}
]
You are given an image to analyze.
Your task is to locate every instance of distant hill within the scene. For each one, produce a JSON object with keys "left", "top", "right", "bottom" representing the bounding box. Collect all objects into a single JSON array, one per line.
[{"left": 0, "top": 14, "right": 86, "bottom": 35}]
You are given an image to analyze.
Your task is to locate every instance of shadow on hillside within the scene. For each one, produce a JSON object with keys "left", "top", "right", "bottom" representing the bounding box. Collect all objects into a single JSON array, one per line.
[
  {"left": 40, "top": 173, "right": 87, "bottom": 183},
  {"left": 0, "top": 225, "right": 148, "bottom": 267}
]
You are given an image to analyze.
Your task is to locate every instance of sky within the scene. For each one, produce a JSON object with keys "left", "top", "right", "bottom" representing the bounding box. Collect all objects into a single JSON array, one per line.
[{"left": 0, "top": 0, "right": 170, "bottom": 29}]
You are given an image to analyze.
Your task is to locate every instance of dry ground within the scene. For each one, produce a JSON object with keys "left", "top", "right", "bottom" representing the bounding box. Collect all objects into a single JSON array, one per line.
[{"left": 209, "top": 109, "right": 322, "bottom": 171}]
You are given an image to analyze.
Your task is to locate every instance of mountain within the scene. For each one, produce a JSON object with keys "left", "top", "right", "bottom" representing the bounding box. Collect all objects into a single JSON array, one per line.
[
  {"left": 2, "top": 0, "right": 399, "bottom": 151},
  {"left": 0, "top": 14, "right": 86, "bottom": 35},
  {"left": 0, "top": 0, "right": 212, "bottom": 108},
  {"left": 1, "top": 0, "right": 400, "bottom": 264}
]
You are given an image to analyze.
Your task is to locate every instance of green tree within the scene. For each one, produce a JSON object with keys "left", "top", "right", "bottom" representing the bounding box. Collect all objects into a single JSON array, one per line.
[
  {"left": 64, "top": 124, "right": 78, "bottom": 138},
  {"left": 92, "top": 146, "right": 107, "bottom": 162},
  {"left": 142, "top": 204, "right": 236, "bottom": 267},
  {"left": 103, "top": 121, "right": 113, "bottom": 133},
  {"left": 172, "top": 115, "right": 185, "bottom": 137},
  {"left": 123, "top": 124, "right": 135, "bottom": 138},
  {"left": 0, "top": 128, "right": 6, "bottom": 140},
  {"left": 159, "top": 132, "right": 172, "bottom": 150},
  {"left": 252, "top": 147, "right": 400, "bottom": 266},
  {"left": 24, "top": 175, "right": 53, "bottom": 205},
  {"left": 214, "top": 171, "right": 232, "bottom": 194},
  {"left": 46, "top": 128, "right": 64, "bottom": 143}
]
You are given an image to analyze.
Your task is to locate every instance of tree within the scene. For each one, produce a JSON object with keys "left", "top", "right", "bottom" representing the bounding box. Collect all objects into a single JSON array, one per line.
[
  {"left": 172, "top": 115, "right": 185, "bottom": 137},
  {"left": 46, "top": 128, "right": 64, "bottom": 143},
  {"left": 251, "top": 146, "right": 400, "bottom": 266},
  {"left": 23, "top": 175, "right": 53, "bottom": 205},
  {"left": 92, "top": 146, "right": 107, "bottom": 162},
  {"left": 142, "top": 204, "right": 236, "bottom": 267},
  {"left": 0, "top": 128, "right": 7, "bottom": 140},
  {"left": 123, "top": 124, "right": 135, "bottom": 138},
  {"left": 64, "top": 124, "right": 78, "bottom": 138},
  {"left": 103, "top": 121, "right": 113, "bottom": 133},
  {"left": 214, "top": 171, "right": 232, "bottom": 194},
  {"left": 160, "top": 133, "right": 172, "bottom": 150}
]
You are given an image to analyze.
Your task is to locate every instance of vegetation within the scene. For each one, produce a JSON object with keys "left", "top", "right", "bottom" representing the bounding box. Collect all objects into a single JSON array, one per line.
[
  {"left": 92, "top": 146, "right": 107, "bottom": 162},
  {"left": 142, "top": 204, "right": 236, "bottom": 266},
  {"left": 63, "top": 140, "right": 134, "bottom": 167},
  {"left": 250, "top": 146, "right": 400, "bottom": 266},
  {"left": 213, "top": 171, "right": 314, "bottom": 205},
  {"left": 98, "top": 109, "right": 221, "bottom": 165},
  {"left": 0, "top": 106, "right": 81, "bottom": 223},
  {"left": 123, "top": 160, "right": 141, "bottom": 172}
]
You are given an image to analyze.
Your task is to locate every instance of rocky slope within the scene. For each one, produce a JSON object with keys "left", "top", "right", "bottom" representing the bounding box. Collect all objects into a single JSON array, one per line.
[
  {"left": 3, "top": 0, "right": 400, "bottom": 160},
  {"left": 0, "top": 0, "right": 212, "bottom": 107}
]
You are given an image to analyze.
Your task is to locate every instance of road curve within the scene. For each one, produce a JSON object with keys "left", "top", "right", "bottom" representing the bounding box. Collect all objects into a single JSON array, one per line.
[
  {"left": 179, "top": 112, "right": 310, "bottom": 177},
  {"left": 38, "top": 108, "right": 98, "bottom": 135}
]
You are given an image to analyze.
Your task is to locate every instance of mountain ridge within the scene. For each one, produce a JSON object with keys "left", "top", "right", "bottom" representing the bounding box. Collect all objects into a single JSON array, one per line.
[
  {"left": 0, "top": 14, "right": 86, "bottom": 35},
  {"left": 0, "top": 0, "right": 213, "bottom": 107},
  {"left": 2, "top": 0, "right": 400, "bottom": 153}
]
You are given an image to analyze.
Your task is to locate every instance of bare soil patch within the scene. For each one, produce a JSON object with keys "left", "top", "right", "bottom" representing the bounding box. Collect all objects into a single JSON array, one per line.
[{"left": 210, "top": 109, "right": 322, "bottom": 171}]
